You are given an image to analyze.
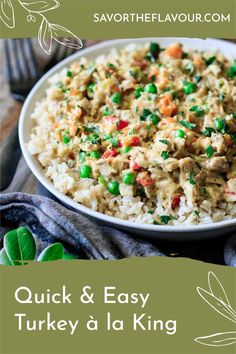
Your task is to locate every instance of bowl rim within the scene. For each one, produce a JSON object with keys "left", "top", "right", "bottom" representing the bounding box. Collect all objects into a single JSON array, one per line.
[{"left": 19, "top": 37, "right": 236, "bottom": 233}]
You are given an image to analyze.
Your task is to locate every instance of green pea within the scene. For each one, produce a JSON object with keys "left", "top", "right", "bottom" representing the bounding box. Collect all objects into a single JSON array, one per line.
[
  {"left": 227, "top": 64, "right": 236, "bottom": 78},
  {"left": 90, "top": 151, "right": 101, "bottom": 159},
  {"left": 134, "top": 87, "right": 144, "bottom": 99},
  {"left": 176, "top": 129, "right": 185, "bottom": 138},
  {"left": 111, "top": 92, "right": 123, "bottom": 104},
  {"left": 183, "top": 81, "right": 197, "bottom": 95},
  {"left": 79, "top": 165, "right": 92, "bottom": 178},
  {"left": 107, "top": 181, "right": 120, "bottom": 195},
  {"left": 122, "top": 172, "right": 135, "bottom": 185},
  {"left": 144, "top": 83, "right": 157, "bottom": 94}
]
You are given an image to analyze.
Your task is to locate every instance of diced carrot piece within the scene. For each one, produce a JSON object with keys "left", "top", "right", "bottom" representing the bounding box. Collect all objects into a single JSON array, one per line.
[
  {"left": 56, "top": 132, "right": 62, "bottom": 142},
  {"left": 193, "top": 54, "right": 204, "bottom": 69},
  {"left": 69, "top": 124, "right": 78, "bottom": 137},
  {"left": 159, "top": 94, "right": 177, "bottom": 117},
  {"left": 151, "top": 67, "right": 159, "bottom": 76},
  {"left": 165, "top": 44, "right": 183, "bottom": 59},
  {"left": 70, "top": 89, "right": 80, "bottom": 95},
  {"left": 53, "top": 122, "right": 60, "bottom": 129}
]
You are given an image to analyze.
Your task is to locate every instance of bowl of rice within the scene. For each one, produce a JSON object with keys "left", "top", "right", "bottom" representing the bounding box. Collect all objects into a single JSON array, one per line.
[{"left": 19, "top": 38, "right": 236, "bottom": 239}]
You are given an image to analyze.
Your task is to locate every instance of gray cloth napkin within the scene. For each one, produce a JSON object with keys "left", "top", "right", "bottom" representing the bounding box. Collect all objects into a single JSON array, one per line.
[
  {"left": 0, "top": 193, "right": 235, "bottom": 267},
  {"left": 0, "top": 193, "right": 163, "bottom": 260}
]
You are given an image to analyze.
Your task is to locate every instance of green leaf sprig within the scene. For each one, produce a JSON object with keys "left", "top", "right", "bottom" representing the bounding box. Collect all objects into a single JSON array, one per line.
[{"left": 0, "top": 227, "right": 76, "bottom": 266}]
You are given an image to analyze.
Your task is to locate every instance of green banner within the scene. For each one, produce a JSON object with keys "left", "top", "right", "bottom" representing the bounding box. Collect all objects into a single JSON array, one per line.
[
  {"left": 0, "top": 0, "right": 235, "bottom": 39},
  {"left": 0, "top": 257, "right": 236, "bottom": 354}
]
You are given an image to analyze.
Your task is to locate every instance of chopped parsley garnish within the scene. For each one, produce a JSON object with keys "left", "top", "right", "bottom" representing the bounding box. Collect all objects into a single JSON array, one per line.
[
  {"left": 121, "top": 146, "right": 131, "bottom": 154},
  {"left": 103, "top": 107, "right": 112, "bottom": 116},
  {"left": 194, "top": 210, "right": 200, "bottom": 217},
  {"left": 111, "top": 92, "right": 123, "bottom": 104},
  {"left": 219, "top": 93, "right": 225, "bottom": 102},
  {"left": 206, "top": 145, "right": 215, "bottom": 158},
  {"left": 88, "top": 82, "right": 95, "bottom": 93},
  {"left": 134, "top": 87, "right": 144, "bottom": 99},
  {"left": 128, "top": 129, "right": 135, "bottom": 135},
  {"left": 227, "top": 64, "right": 236, "bottom": 78},
  {"left": 179, "top": 120, "right": 196, "bottom": 130},
  {"left": 160, "top": 215, "right": 172, "bottom": 224},
  {"left": 83, "top": 125, "right": 98, "bottom": 133},
  {"left": 231, "top": 133, "right": 236, "bottom": 144},
  {"left": 75, "top": 127, "right": 80, "bottom": 136},
  {"left": 110, "top": 137, "right": 119, "bottom": 148},
  {"left": 184, "top": 62, "right": 195, "bottom": 75},
  {"left": 189, "top": 170, "right": 196, "bottom": 185},
  {"left": 66, "top": 70, "right": 72, "bottom": 78},
  {"left": 176, "top": 129, "right": 185, "bottom": 138},
  {"left": 195, "top": 75, "right": 202, "bottom": 83},
  {"left": 203, "top": 127, "right": 215, "bottom": 137},
  {"left": 161, "top": 151, "right": 169, "bottom": 160},
  {"left": 107, "top": 63, "right": 115, "bottom": 69},
  {"left": 62, "top": 130, "right": 70, "bottom": 144},
  {"left": 90, "top": 134, "right": 101, "bottom": 145},
  {"left": 58, "top": 83, "right": 67, "bottom": 93},
  {"left": 183, "top": 81, "right": 197, "bottom": 95},
  {"left": 214, "top": 118, "right": 229, "bottom": 134},
  {"left": 172, "top": 91, "right": 177, "bottom": 99},
  {"left": 149, "top": 113, "right": 160, "bottom": 125},
  {"left": 103, "top": 133, "right": 113, "bottom": 141},
  {"left": 189, "top": 105, "right": 205, "bottom": 117},
  {"left": 159, "top": 139, "right": 168, "bottom": 145},
  {"left": 140, "top": 109, "right": 152, "bottom": 121},
  {"left": 205, "top": 56, "right": 216, "bottom": 66}
]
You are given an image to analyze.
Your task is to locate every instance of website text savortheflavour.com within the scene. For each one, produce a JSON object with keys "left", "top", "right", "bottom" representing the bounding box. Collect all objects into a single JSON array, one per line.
[{"left": 93, "top": 12, "right": 230, "bottom": 23}]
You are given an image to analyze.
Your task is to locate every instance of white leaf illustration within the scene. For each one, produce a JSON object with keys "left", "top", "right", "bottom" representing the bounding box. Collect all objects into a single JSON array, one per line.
[
  {"left": 208, "top": 271, "right": 231, "bottom": 306},
  {"left": 50, "top": 24, "right": 83, "bottom": 49},
  {"left": 0, "top": 0, "right": 15, "bottom": 28},
  {"left": 21, "top": 0, "right": 60, "bottom": 13},
  {"left": 38, "top": 17, "right": 52, "bottom": 55},
  {"left": 197, "top": 287, "right": 236, "bottom": 324},
  {"left": 195, "top": 331, "right": 236, "bottom": 347}
]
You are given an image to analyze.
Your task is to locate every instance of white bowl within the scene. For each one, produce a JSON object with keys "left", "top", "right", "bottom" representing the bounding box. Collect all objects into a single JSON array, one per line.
[{"left": 19, "top": 38, "right": 236, "bottom": 240}]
